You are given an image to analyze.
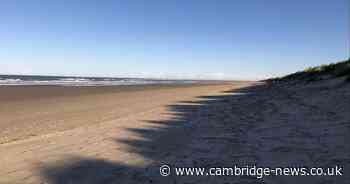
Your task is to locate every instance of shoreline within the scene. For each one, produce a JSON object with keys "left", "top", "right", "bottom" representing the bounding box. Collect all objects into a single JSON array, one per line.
[{"left": 0, "top": 82, "right": 237, "bottom": 102}]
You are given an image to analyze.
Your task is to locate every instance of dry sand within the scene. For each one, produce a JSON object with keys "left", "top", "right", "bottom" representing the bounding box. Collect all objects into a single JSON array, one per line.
[{"left": 0, "top": 81, "right": 349, "bottom": 184}]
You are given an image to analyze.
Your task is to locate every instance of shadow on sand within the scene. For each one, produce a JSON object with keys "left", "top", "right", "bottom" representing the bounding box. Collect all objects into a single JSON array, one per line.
[{"left": 39, "top": 83, "right": 349, "bottom": 183}]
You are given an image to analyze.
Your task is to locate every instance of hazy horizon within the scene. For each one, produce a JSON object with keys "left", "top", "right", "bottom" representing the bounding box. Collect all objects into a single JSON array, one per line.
[{"left": 1, "top": 0, "right": 349, "bottom": 80}]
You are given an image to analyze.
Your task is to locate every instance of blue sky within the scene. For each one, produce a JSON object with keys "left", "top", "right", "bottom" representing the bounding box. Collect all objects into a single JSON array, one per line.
[{"left": 0, "top": 0, "right": 349, "bottom": 80}]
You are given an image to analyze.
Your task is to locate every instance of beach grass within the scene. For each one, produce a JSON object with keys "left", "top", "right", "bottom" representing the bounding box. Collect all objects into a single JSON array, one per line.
[{"left": 269, "top": 58, "right": 350, "bottom": 82}]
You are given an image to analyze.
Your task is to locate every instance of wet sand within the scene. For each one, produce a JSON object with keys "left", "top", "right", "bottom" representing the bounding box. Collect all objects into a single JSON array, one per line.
[{"left": 0, "top": 80, "right": 349, "bottom": 184}]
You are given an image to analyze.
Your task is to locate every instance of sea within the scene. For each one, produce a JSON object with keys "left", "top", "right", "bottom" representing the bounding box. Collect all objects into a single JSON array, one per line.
[{"left": 0, "top": 75, "right": 198, "bottom": 86}]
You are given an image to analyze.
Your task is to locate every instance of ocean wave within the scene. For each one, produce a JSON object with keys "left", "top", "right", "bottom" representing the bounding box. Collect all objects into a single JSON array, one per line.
[
  {"left": 58, "top": 78, "right": 90, "bottom": 82},
  {"left": 0, "top": 79, "right": 23, "bottom": 83},
  {"left": 0, "top": 77, "right": 194, "bottom": 86}
]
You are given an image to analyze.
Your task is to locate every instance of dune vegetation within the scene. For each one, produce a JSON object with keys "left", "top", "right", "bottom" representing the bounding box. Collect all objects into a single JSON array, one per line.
[{"left": 269, "top": 58, "right": 350, "bottom": 82}]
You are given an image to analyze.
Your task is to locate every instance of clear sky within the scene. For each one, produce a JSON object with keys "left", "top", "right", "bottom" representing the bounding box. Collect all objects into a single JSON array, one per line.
[{"left": 0, "top": 0, "right": 349, "bottom": 80}]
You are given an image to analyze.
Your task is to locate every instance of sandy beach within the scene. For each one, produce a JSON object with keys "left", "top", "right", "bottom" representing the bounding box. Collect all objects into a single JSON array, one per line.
[
  {"left": 1, "top": 1, "right": 348, "bottom": 183},
  {"left": 0, "top": 83, "right": 233, "bottom": 144},
  {"left": 0, "top": 81, "right": 349, "bottom": 183}
]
